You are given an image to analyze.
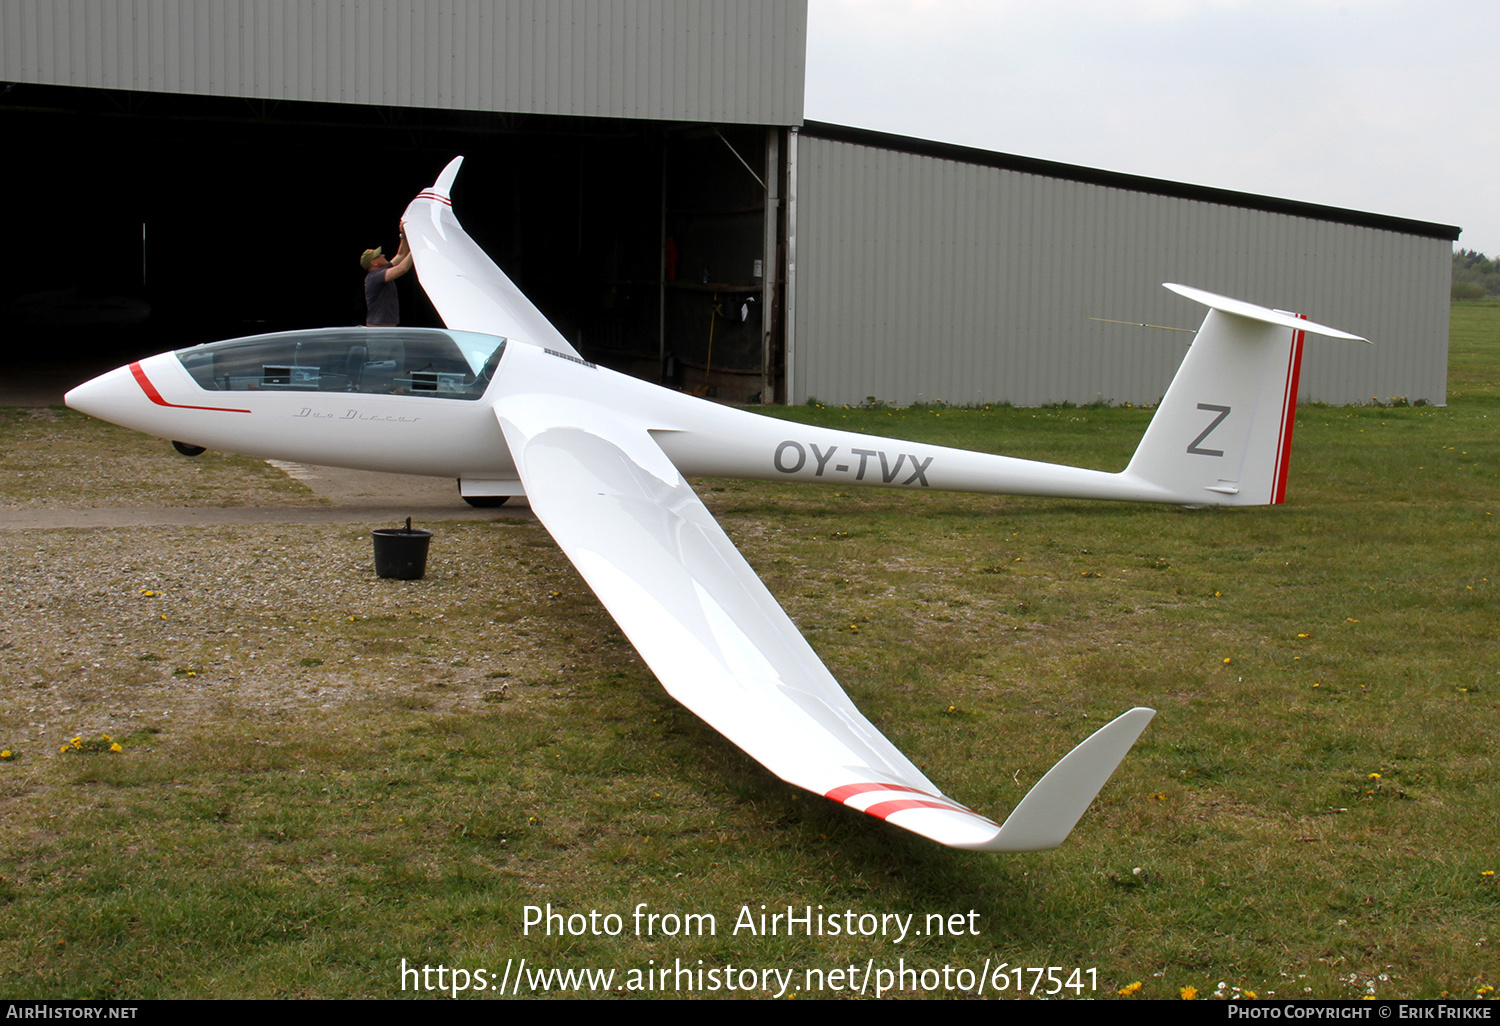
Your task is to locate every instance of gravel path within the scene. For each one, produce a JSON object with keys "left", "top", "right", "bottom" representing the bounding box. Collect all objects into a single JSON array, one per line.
[
  {"left": 0, "top": 459, "right": 569, "bottom": 765},
  {"left": 0, "top": 461, "right": 531, "bottom": 529}
]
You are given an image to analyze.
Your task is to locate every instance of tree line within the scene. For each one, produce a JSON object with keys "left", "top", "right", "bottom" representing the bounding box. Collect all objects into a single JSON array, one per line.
[{"left": 1452, "top": 249, "right": 1500, "bottom": 299}]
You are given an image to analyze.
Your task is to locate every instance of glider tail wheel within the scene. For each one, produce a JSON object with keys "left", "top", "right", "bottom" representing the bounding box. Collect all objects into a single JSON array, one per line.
[{"left": 172, "top": 441, "right": 207, "bottom": 457}]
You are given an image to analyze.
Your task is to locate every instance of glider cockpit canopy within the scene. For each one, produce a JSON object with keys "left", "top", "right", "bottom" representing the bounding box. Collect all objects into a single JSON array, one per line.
[{"left": 174, "top": 327, "right": 508, "bottom": 401}]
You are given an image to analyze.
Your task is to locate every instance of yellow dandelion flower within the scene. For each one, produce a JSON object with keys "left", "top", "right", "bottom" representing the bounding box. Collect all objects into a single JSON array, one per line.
[
  {"left": 1482, "top": 870, "right": 1495, "bottom": 878},
  {"left": 0, "top": 750, "right": 11, "bottom": 759},
  {"left": 1368, "top": 773, "right": 1382, "bottom": 780},
  {"left": 1180, "top": 985, "right": 1198, "bottom": 1000},
  {"left": 1118, "top": 981, "right": 1143, "bottom": 995},
  {"left": 1223, "top": 657, "right": 1231, "bottom": 665},
  {"left": 110, "top": 743, "right": 122, "bottom": 753}
]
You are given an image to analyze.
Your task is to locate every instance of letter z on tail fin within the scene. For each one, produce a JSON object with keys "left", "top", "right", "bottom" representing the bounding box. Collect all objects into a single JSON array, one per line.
[{"left": 1123, "top": 284, "right": 1368, "bottom": 506}]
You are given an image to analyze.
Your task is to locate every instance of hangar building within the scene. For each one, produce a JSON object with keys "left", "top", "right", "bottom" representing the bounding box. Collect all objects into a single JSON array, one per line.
[{"left": 1, "top": 0, "right": 1460, "bottom": 406}]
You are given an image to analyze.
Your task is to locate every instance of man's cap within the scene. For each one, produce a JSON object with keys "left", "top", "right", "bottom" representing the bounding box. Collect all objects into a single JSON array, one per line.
[{"left": 360, "top": 247, "right": 383, "bottom": 270}]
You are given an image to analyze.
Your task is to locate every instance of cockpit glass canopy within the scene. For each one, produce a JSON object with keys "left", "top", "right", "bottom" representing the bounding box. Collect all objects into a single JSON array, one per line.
[{"left": 175, "top": 327, "right": 507, "bottom": 401}]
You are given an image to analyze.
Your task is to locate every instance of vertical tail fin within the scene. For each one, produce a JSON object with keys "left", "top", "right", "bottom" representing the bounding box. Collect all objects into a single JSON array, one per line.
[{"left": 1123, "top": 284, "right": 1367, "bottom": 506}]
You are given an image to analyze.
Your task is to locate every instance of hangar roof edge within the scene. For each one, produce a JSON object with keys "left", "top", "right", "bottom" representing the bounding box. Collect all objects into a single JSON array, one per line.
[{"left": 800, "top": 120, "right": 1461, "bottom": 243}]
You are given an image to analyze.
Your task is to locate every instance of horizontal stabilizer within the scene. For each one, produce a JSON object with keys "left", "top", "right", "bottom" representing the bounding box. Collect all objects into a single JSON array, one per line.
[{"left": 1164, "top": 283, "right": 1368, "bottom": 341}]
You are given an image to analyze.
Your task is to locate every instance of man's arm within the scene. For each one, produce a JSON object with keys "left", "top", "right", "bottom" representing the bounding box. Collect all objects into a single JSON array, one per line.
[{"left": 386, "top": 226, "right": 413, "bottom": 280}]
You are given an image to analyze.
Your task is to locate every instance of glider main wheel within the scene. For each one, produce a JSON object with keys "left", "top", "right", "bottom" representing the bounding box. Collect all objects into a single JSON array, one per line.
[
  {"left": 461, "top": 494, "right": 509, "bottom": 508},
  {"left": 172, "top": 441, "right": 207, "bottom": 457}
]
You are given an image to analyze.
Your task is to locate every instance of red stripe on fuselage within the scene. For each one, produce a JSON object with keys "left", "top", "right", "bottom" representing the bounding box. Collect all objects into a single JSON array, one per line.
[{"left": 130, "top": 362, "right": 251, "bottom": 414}]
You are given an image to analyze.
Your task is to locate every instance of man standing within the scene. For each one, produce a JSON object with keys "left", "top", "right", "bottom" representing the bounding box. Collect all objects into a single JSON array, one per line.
[{"left": 361, "top": 227, "right": 413, "bottom": 326}]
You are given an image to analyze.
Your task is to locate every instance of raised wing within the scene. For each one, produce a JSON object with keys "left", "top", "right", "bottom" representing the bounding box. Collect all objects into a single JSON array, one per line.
[
  {"left": 401, "top": 156, "right": 582, "bottom": 358},
  {"left": 492, "top": 368, "right": 1153, "bottom": 850}
]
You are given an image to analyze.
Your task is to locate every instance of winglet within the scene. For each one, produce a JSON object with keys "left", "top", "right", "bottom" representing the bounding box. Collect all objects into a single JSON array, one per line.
[
  {"left": 977, "top": 707, "right": 1155, "bottom": 851},
  {"left": 430, "top": 156, "right": 464, "bottom": 202}
]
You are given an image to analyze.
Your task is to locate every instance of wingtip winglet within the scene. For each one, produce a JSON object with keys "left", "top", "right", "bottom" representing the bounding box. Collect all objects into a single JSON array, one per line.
[
  {"left": 431, "top": 156, "right": 464, "bottom": 200},
  {"left": 973, "top": 706, "right": 1156, "bottom": 851}
]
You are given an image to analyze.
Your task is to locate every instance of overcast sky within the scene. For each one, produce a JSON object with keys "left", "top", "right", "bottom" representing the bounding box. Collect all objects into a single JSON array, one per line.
[{"left": 804, "top": 0, "right": 1496, "bottom": 255}]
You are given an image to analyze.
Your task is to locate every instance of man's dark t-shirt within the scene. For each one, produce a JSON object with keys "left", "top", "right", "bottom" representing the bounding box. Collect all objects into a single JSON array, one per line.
[{"left": 365, "top": 267, "right": 399, "bottom": 325}]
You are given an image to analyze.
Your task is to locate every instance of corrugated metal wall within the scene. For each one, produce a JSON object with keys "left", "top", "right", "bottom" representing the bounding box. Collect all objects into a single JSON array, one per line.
[
  {"left": 1, "top": 0, "right": 806, "bottom": 125},
  {"left": 792, "top": 135, "right": 1452, "bottom": 407}
]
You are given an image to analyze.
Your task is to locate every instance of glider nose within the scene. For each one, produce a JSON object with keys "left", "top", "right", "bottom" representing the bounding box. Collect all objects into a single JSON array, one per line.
[{"left": 64, "top": 362, "right": 147, "bottom": 425}]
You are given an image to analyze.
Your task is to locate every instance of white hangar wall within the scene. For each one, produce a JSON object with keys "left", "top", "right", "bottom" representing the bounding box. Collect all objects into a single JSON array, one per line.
[
  {"left": 789, "top": 127, "right": 1455, "bottom": 407},
  {"left": 1, "top": 0, "right": 806, "bottom": 124}
]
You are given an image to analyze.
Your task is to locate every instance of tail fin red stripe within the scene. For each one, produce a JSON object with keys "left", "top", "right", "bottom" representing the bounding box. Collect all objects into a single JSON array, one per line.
[{"left": 1271, "top": 320, "right": 1307, "bottom": 504}]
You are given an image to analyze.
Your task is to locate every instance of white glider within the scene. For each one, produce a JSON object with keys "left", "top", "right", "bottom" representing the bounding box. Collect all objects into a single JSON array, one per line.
[{"left": 65, "top": 157, "right": 1366, "bottom": 851}]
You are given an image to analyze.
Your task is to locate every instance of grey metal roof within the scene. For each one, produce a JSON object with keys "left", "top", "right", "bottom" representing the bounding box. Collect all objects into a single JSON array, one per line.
[
  {"left": 2, "top": 0, "right": 808, "bottom": 125},
  {"left": 802, "top": 121, "right": 1459, "bottom": 242}
]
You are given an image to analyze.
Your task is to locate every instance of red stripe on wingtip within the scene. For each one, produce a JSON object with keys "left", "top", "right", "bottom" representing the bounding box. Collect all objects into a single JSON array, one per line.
[
  {"left": 861, "top": 799, "right": 998, "bottom": 825},
  {"left": 1271, "top": 321, "right": 1307, "bottom": 504},
  {"left": 825, "top": 782, "right": 932, "bottom": 803},
  {"left": 130, "top": 362, "right": 251, "bottom": 414},
  {"left": 416, "top": 191, "right": 453, "bottom": 206},
  {"left": 826, "top": 782, "right": 988, "bottom": 823}
]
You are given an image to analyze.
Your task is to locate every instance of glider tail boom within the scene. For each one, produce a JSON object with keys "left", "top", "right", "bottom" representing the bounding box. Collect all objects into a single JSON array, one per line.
[{"left": 1122, "top": 284, "right": 1366, "bottom": 506}]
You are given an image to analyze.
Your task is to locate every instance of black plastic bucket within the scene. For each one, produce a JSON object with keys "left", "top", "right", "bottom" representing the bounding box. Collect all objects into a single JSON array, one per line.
[{"left": 372, "top": 518, "right": 433, "bottom": 580}]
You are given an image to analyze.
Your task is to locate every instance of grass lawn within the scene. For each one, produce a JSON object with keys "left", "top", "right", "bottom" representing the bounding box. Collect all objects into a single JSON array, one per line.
[{"left": 0, "top": 303, "right": 1496, "bottom": 1000}]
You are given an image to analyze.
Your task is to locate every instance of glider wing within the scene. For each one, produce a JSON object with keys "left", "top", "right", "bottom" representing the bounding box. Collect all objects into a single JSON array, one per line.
[
  {"left": 401, "top": 156, "right": 582, "bottom": 358},
  {"left": 492, "top": 389, "right": 1153, "bottom": 850}
]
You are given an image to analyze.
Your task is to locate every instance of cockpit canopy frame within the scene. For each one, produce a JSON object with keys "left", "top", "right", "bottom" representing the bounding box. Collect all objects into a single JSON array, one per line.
[{"left": 175, "top": 327, "right": 508, "bottom": 401}]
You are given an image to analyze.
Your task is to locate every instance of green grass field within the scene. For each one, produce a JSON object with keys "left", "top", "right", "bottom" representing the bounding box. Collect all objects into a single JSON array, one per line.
[{"left": 0, "top": 304, "right": 1496, "bottom": 1000}]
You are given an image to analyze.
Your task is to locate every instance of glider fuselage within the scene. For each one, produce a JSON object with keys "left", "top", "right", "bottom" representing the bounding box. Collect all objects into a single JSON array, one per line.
[{"left": 69, "top": 326, "right": 1188, "bottom": 506}]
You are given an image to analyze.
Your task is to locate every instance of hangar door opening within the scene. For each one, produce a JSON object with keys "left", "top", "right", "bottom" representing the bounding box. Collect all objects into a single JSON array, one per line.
[
  {"left": 1, "top": 84, "right": 787, "bottom": 405},
  {"left": 660, "top": 125, "right": 786, "bottom": 404}
]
